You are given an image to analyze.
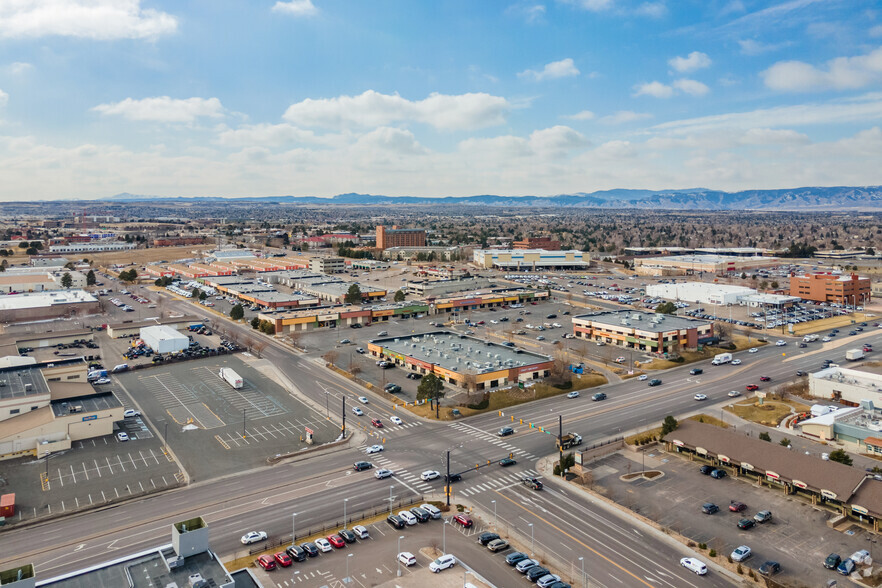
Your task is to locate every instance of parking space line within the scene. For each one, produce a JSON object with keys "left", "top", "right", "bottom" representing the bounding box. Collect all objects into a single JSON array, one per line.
[
  {"left": 57, "top": 468, "right": 63, "bottom": 487},
  {"left": 105, "top": 455, "right": 114, "bottom": 474},
  {"left": 215, "top": 434, "right": 231, "bottom": 449},
  {"left": 116, "top": 455, "right": 126, "bottom": 473},
  {"left": 82, "top": 462, "right": 89, "bottom": 481},
  {"left": 94, "top": 459, "right": 102, "bottom": 477},
  {"left": 129, "top": 453, "right": 137, "bottom": 469}
]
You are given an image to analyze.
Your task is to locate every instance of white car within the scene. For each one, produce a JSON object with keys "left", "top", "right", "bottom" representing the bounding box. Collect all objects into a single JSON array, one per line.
[
  {"left": 358, "top": 396, "right": 369, "bottom": 404},
  {"left": 240, "top": 531, "right": 267, "bottom": 545},
  {"left": 398, "top": 552, "right": 417, "bottom": 566},
  {"left": 123, "top": 409, "right": 141, "bottom": 418},
  {"left": 822, "top": 336, "right": 832, "bottom": 342},
  {"left": 116, "top": 432, "right": 129, "bottom": 442},
  {"left": 366, "top": 444, "right": 384, "bottom": 454},
  {"left": 680, "top": 557, "right": 707, "bottom": 575},
  {"left": 728, "top": 390, "right": 741, "bottom": 397},
  {"left": 637, "top": 374, "right": 648, "bottom": 381},
  {"left": 315, "top": 538, "right": 332, "bottom": 552},
  {"left": 731, "top": 545, "right": 752, "bottom": 562},
  {"left": 352, "top": 407, "right": 364, "bottom": 416},
  {"left": 390, "top": 416, "right": 403, "bottom": 425},
  {"left": 375, "top": 468, "right": 393, "bottom": 479},
  {"left": 775, "top": 340, "right": 787, "bottom": 346},
  {"left": 421, "top": 470, "right": 440, "bottom": 481},
  {"left": 694, "top": 394, "right": 707, "bottom": 401},
  {"left": 94, "top": 378, "right": 111, "bottom": 385},
  {"left": 567, "top": 391, "right": 580, "bottom": 399},
  {"left": 429, "top": 554, "right": 456, "bottom": 572},
  {"left": 748, "top": 348, "right": 758, "bottom": 353},
  {"left": 731, "top": 359, "right": 742, "bottom": 365}
]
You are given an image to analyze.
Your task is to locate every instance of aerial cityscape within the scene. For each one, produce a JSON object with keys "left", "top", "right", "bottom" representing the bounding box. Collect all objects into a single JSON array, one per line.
[{"left": 1, "top": 2, "right": 882, "bottom": 588}]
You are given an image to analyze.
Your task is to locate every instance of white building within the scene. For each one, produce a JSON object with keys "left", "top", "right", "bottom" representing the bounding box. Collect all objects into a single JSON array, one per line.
[
  {"left": 49, "top": 242, "right": 135, "bottom": 253},
  {"left": 645, "top": 282, "right": 756, "bottom": 306},
  {"left": 140, "top": 325, "right": 188, "bottom": 354},
  {"left": 809, "top": 367, "right": 882, "bottom": 405},
  {"left": 309, "top": 256, "right": 346, "bottom": 274},
  {"left": 472, "top": 249, "right": 590, "bottom": 270}
]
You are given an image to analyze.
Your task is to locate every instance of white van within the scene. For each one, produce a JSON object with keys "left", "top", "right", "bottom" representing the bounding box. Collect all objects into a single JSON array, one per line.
[
  {"left": 429, "top": 554, "right": 456, "bottom": 572},
  {"left": 680, "top": 557, "right": 707, "bottom": 575},
  {"left": 352, "top": 525, "right": 369, "bottom": 539},
  {"left": 420, "top": 503, "right": 442, "bottom": 519},
  {"left": 397, "top": 510, "right": 417, "bottom": 525}
]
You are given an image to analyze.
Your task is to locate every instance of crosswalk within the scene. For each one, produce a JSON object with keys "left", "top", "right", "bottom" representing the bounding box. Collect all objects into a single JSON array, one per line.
[
  {"left": 456, "top": 469, "right": 541, "bottom": 497},
  {"left": 370, "top": 455, "right": 434, "bottom": 492},
  {"left": 447, "top": 421, "right": 538, "bottom": 460}
]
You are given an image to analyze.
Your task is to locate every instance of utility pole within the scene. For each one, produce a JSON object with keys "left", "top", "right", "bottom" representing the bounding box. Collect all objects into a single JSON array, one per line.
[
  {"left": 558, "top": 415, "right": 563, "bottom": 464},
  {"left": 342, "top": 396, "right": 346, "bottom": 437},
  {"left": 446, "top": 450, "right": 451, "bottom": 507},
  {"left": 242, "top": 408, "right": 246, "bottom": 440}
]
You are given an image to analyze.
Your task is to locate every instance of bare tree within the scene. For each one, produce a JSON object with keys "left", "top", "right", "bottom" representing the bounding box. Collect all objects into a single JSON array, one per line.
[
  {"left": 323, "top": 350, "right": 338, "bottom": 365},
  {"left": 241, "top": 336, "right": 254, "bottom": 353},
  {"left": 252, "top": 340, "right": 267, "bottom": 358}
]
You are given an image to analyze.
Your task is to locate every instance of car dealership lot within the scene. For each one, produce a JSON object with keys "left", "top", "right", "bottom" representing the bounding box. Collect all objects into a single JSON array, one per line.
[{"left": 590, "top": 450, "right": 874, "bottom": 584}]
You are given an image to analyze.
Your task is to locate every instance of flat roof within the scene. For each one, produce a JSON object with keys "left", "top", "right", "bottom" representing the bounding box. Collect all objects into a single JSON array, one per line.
[
  {"left": 574, "top": 310, "right": 710, "bottom": 333},
  {"left": 643, "top": 254, "right": 777, "bottom": 264},
  {"left": 371, "top": 330, "right": 550, "bottom": 375},
  {"left": 0, "top": 365, "right": 49, "bottom": 400},
  {"left": 51, "top": 392, "right": 122, "bottom": 417},
  {"left": 252, "top": 292, "right": 315, "bottom": 303},
  {"left": 493, "top": 260, "right": 589, "bottom": 267},
  {"left": 37, "top": 546, "right": 231, "bottom": 588},
  {"left": 0, "top": 290, "right": 97, "bottom": 310},
  {"left": 106, "top": 315, "right": 201, "bottom": 330}
]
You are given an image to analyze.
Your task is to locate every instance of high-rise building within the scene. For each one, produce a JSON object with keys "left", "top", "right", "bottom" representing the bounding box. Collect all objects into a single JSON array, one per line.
[{"left": 376, "top": 225, "right": 426, "bottom": 250}]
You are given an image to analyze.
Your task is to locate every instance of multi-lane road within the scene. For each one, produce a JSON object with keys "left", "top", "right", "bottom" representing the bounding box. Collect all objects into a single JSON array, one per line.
[{"left": 1, "top": 286, "right": 879, "bottom": 587}]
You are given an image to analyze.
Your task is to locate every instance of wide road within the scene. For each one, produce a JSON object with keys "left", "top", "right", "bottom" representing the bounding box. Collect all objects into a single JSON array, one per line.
[{"left": 2, "top": 285, "right": 879, "bottom": 587}]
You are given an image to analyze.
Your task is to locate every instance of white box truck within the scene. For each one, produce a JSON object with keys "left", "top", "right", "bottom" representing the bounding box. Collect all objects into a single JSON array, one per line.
[
  {"left": 846, "top": 349, "right": 865, "bottom": 361},
  {"left": 219, "top": 367, "right": 243, "bottom": 388},
  {"left": 711, "top": 353, "right": 732, "bottom": 365},
  {"left": 803, "top": 334, "right": 819, "bottom": 342}
]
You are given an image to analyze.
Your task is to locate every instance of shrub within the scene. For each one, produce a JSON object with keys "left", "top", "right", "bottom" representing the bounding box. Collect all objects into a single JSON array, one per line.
[
  {"left": 698, "top": 543, "right": 707, "bottom": 550},
  {"left": 737, "top": 563, "right": 743, "bottom": 575},
  {"left": 553, "top": 464, "right": 561, "bottom": 476},
  {"left": 709, "top": 549, "right": 717, "bottom": 557},
  {"left": 467, "top": 396, "right": 490, "bottom": 410}
]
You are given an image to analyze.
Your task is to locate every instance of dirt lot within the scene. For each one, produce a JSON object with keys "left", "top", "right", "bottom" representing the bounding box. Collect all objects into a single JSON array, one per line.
[{"left": 89, "top": 245, "right": 214, "bottom": 267}]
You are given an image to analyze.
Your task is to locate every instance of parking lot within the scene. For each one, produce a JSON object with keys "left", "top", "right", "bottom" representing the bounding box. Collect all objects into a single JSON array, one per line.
[
  {"left": 588, "top": 448, "right": 876, "bottom": 584},
  {"left": 113, "top": 355, "right": 341, "bottom": 481},
  {"left": 248, "top": 510, "right": 554, "bottom": 588}
]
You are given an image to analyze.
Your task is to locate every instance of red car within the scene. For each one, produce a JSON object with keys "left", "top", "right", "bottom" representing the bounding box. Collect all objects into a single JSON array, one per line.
[
  {"left": 371, "top": 418, "right": 384, "bottom": 428},
  {"left": 746, "top": 384, "right": 759, "bottom": 391},
  {"left": 257, "top": 554, "right": 277, "bottom": 571},
  {"left": 729, "top": 501, "right": 747, "bottom": 512},
  {"left": 476, "top": 320, "right": 485, "bottom": 325},
  {"left": 453, "top": 513, "right": 473, "bottom": 528},
  {"left": 759, "top": 376, "right": 771, "bottom": 382},
  {"left": 327, "top": 534, "right": 345, "bottom": 548},
  {"left": 273, "top": 552, "right": 292, "bottom": 567}
]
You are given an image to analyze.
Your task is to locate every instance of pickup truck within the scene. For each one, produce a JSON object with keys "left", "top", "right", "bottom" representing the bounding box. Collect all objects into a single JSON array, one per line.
[{"left": 523, "top": 477, "right": 543, "bottom": 490}]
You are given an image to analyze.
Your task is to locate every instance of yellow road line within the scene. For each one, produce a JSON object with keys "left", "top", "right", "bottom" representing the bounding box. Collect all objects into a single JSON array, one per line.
[{"left": 494, "top": 491, "right": 658, "bottom": 588}]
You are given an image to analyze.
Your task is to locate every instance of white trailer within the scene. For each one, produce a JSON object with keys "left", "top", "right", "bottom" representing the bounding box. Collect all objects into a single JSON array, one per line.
[
  {"left": 711, "top": 353, "right": 732, "bottom": 365},
  {"left": 219, "top": 367, "right": 244, "bottom": 388},
  {"left": 846, "top": 349, "right": 865, "bottom": 361}
]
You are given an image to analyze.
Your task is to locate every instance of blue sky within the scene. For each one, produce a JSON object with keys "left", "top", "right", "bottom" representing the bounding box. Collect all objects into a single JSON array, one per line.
[{"left": 0, "top": 0, "right": 881, "bottom": 200}]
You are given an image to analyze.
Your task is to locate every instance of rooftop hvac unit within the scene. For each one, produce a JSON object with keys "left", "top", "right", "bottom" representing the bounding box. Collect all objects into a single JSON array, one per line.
[
  {"left": 861, "top": 399, "right": 876, "bottom": 411},
  {"left": 632, "top": 313, "right": 642, "bottom": 320}
]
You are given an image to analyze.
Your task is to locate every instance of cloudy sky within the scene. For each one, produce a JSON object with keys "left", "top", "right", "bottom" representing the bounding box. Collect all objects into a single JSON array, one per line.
[{"left": 0, "top": 0, "right": 881, "bottom": 200}]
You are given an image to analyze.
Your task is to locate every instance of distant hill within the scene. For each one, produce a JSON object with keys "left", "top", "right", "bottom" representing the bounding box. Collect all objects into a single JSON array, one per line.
[{"left": 102, "top": 186, "right": 882, "bottom": 210}]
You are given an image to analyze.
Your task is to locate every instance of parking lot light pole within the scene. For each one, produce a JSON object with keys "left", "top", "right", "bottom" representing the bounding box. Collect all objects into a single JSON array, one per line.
[
  {"left": 492, "top": 500, "right": 497, "bottom": 530},
  {"left": 345, "top": 553, "right": 353, "bottom": 584},
  {"left": 529, "top": 523, "right": 534, "bottom": 557},
  {"left": 343, "top": 498, "right": 348, "bottom": 529},
  {"left": 579, "top": 557, "right": 584, "bottom": 588},
  {"left": 292, "top": 512, "right": 297, "bottom": 544},
  {"left": 397, "top": 535, "right": 404, "bottom": 576},
  {"left": 443, "top": 518, "right": 447, "bottom": 554}
]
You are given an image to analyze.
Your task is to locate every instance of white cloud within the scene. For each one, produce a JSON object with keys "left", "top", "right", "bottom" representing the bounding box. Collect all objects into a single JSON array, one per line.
[
  {"left": 271, "top": 0, "right": 318, "bottom": 17},
  {"left": 600, "top": 110, "right": 653, "bottom": 124},
  {"left": 564, "top": 0, "right": 614, "bottom": 11},
  {"left": 282, "top": 90, "right": 510, "bottom": 131},
  {"left": 564, "top": 110, "right": 595, "bottom": 120},
  {"left": 652, "top": 93, "right": 882, "bottom": 134},
  {"left": 518, "top": 58, "right": 580, "bottom": 81},
  {"left": 506, "top": 2, "right": 547, "bottom": 24},
  {"left": 0, "top": 0, "right": 177, "bottom": 40},
  {"left": 673, "top": 78, "right": 710, "bottom": 96},
  {"left": 634, "top": 2, "right": 666, "bottom": 18},
  {"left": 668, "top": 51, "right": 711, "bottom": 73},
  {"left": 762, "top": 46, "right": 882, "bottom": 92},
  {"left": 871, "top": 25, "right": 882, "bottom": 38},
  {"left": 529, "top": 125, "right": 588, "bottom": 153},
  {"left": 92, "top": 97, "right": 225, "bottom": 123},
  {"left": 737, "top": 39, "right": 789, "bottom": 56},
  {"left": 217, "top": 123, "right": 328, "bottom": 148},
  {"left": 0, "top": 89, "right": 8, "bottom": 108},
  {"left": 633, "top": 81, "right": 674, "bottom": 98},
  {"left": 353, "top": 127, "right": 426, "bottom": 156},
  {"left": 7, "top": 62, "right": 32, "bottom": 75}
]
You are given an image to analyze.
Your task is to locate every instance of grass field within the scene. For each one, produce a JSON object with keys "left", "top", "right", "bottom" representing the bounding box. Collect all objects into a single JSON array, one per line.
[
  {"left": 642, "top": 335, "right": 765, "bottom": 370},
  {"left": 724, "top": 398, "right": 810, "bottom": 427},
  {"left": 90, "top": 245, "right": 215, "bottom": 267},
  {"left": 625, "top": 414, "right": 728, "bottom": 445},
  {"left": 790, "top": 313, "right": 874, "bottom": 336}
]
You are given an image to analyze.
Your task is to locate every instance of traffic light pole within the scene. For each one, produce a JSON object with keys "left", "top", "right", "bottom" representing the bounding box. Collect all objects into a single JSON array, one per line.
[
  {"left": 342, "top": 397, "right": 346, "bottom": 438},
  {"left": 446, "top": 450, "right": 450, "bottom": 507}
]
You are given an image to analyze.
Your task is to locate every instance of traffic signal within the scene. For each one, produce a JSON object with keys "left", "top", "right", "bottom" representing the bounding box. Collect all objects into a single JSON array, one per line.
[{"left": 509, "top": 452, "right": 514, "bottom": 458}]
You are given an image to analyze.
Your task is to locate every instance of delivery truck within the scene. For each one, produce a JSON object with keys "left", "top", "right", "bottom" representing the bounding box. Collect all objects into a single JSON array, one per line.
[
  {"left": 87, "top": 369, "right": 108, "bottom": 381},
  {"left": 219, "top": 367, "right": 244, "bottom": 389},
  {"left": 557, "top": 432, "right": 583, "bottom": 450},
  {"left": 711, "top": 353, "right": 732, "bottom": 365},
  {"left": 846, "top": 349, "right": 865, "bottom": 361}
]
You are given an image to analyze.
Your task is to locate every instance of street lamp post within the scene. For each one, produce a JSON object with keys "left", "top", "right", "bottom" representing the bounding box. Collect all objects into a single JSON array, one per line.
[
  {"left": 529, "top": 523, "right": 534, "bottom": 556},
  {"left": 345, "top": 553, "right": 353, "bottom": 584},
  {"left": 292, "top": 512, "right": 297, "bottom": 543},
  {"left": 397, "top": 535, "right": 404, "bottom": 576},
  {"left": 492, "top": 499, "right": 497, "bottom": 530},
  {"left": 579, "top": 556, "right": 584, "bottom": 588},
  {"left": 343, "top": 498, "right": 348, "bottom": 529},
  {"left": 442, "top": 518, "right": 447, "bottom": 554},
  {"left": 325, "top": 390, "right": 329, "bottom": 418}
]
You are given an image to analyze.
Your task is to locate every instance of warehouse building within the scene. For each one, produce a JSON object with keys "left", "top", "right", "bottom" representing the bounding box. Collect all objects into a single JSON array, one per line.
[
  {"left": 383, "top": 246, "right": 461, "bottom": 261},
  {"left": 572, "top": 311, "right": 713, "bottom": 352},
  {"left": 472, "top": 249, "right": 591, "bottom": 270},
  {"left": 634, "top": 254, "right": 778, "bottom": 276},
  {"left": 367, "top": 331, "right": 552, "bottom": 391},
  {"left": 406, "top": 276, "right": 493, "bottom": 298},
  {"left": 140, "top": 325, "right": 188, "bottom": 354},
  {"left": 809, "top": 367, "right": 882, "bottom": 406},
  {"left": 646, "top": 282, "right": 757, "bottom": 305},
  {"left": 48, "top": 241, "right": 135, "bottom": 253},
  {"left": 0, "top": 290, "right": 99, "bottom": 323},
  {"left": 350, "top": 259, "right": 390, "bottom": 271},
  {"left": 790, "top": 273, "right": 871, "bottom": 305}
]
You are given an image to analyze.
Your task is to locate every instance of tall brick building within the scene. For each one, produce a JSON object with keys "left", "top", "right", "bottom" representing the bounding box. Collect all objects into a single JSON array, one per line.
[
  {"left": 512, "top": 236, "right": 561, "bottom": 250},
  {"left": 789, "top": 273, "right": 871, "bottom": 304},
  {"left": 376, "top": 225, "right": 426, "bottom": 250}
]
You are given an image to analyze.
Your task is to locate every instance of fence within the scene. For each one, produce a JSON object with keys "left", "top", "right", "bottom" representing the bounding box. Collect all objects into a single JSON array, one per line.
[
  {"left": 246, "top": 495, "right": 426, "bottom": 556},
  {"left": 575, "top": 436, "right": 624, "bottom": 465}
]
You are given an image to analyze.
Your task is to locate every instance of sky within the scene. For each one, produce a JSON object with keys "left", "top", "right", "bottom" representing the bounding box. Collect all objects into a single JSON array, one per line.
[{"left": 1, "top": 0, "right": 882, "bottom": 200}]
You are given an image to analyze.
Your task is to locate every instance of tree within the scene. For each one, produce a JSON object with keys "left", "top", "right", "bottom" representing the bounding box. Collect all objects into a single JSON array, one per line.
[
  {"left": 758, "top": 431, "right": 772, "bottom": 442},
  {"left": 559, "top": 451, "right": 576, "bottom": 476},
  {"left": 198, "top": 290, "right": 207, "bottom": 301},
  {"left": 344, "top": 283, "right": 362, "bottom": 304},
  {"left": 779, "top": 438, "right": 791, "bottom": 447},
  {"left": 230, "top": 304, "right": 245, "bottom": 320},
  {"left": 417, "top": 373, "right": 445, "bottom": 417},
  {"left": 119, "top": 269, "right": 138, "bottom": 282},
  {"left": 26, "top": 247, "right": 38, "bottom": 255},
  {"left": 250, "top": 317, "right": 260, "bottom": 329},
  {"left": 828, "top": 449, "right": 853, "bottom": 466},
  {"left": 394, "top": 289, "right": 406, "bottom": 302},
  {"left": 660, "top": 415, "right": 678, "bottom": 437},
  {"left": 60, "top": 272, "right": 73, "bottom": 289},
  {"left": 191, "top": 287, "right": 201, "bottom": 299},
  {"left": 86, "top": 269, "right": 96, "bottom": 286},
  {"left": 758, "top": 280, "right": 768, "bottom": 291},
  {"left": 260, "top": 320, "right": 275, "bottom": 335},
  {"left": 655, "top": 301, "right": 677, "bottom": 315},
  {"left": 867, "top": 247, "right": 876, "bottom": 256},
  {"left": 770, "top": 280, "right": 779, "bottom": 289}
]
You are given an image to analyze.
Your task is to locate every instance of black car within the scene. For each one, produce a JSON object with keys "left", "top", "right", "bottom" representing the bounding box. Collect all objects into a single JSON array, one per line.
[
  {"left": 758, "top": 561, "right": 781, "bottom": 576},
  {"left": 338, "top": 529, "right": 357, "bottom": 543},
  {"left": 701, "top": 503, "right": 719, "bottom": 515},
  {"left": 445, "top": 473, "right": 462, "bottom": 483},
  {"left": 478, "top": 532, "right": 500, "bottom": 546},
  {"left": 505, "top": 551, "right": 529, "bottom": 566},
  {"left": 406, "top": 373, "right": 422, "bottom": 380},
  {"left": 796, "top": 370, "right": 806, "bottom": 376},
  {"left": 498, "top": 426, "right": 514, "bottom": 437},
  {"left": 710, "top": 469, "right": 727, "bottom": 479},
  {"left": 699, "top": 465, "right": 714, "bottom": 475},
  {"left": 737, "top": 518, "right": 756, "bottom": 530},
  {"left": 526, "top": 566, "right": 551, "bottom": 582},
  {"left": 689, "top": 368, "right": 703, "bottom": 375},
  {"left": 499, "top": 457, "right": 517, "bottom": 467},
  {"left": 546, "top": 314, "right": 557, "bottom": 319},
  {"left": 387, "top": 514, "right": 405, "bottom": 529},
  {"left": 286, "top": 544, "right": 307, "bottom": 561},
  {"left": 523, "top": 477, "right": 543, "bottom": 490},
  {"left": 592, "top": 392, "right": 607, "bottom": 401},
  {"left": 410, "top": 507, "right": 430, "bottom": 522},
  {"left": 301, "top": 542, "right": 319, "bottom": 557},
  {"left": 824, "top": 553, "right": 841, "bottom": 570},
  {"left": 353, "top": 461, "right": 373, "bottom": 471},
  {"left": 648, "top": 379, "right": 662, "bottom": 386}
]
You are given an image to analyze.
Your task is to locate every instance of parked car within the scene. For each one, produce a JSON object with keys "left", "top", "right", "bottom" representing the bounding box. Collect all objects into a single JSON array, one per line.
[
  {"left": 731, "top": 545, "right": 752, "bottom": 562},
  {"left": 506, "top": 552, "right": 529, "bottom": 566},
  {"left": 315, "top": 538, "right": 332, "bottom": 552},
  {"left": 116, "top": 432, "right": 129, "bottom": 442},
  {"left": 754, "top": 510, "right": 773, "bottom": 523},
  {"left": 701, "top": 503, "right": 719, "bottom": 515},
  {"left": 837, "top": 558, "right": 855, "bottom": 575},
  {"left": 453, "top": 513, "right": 473, "bottom": 528},
  {"left": 256, "top": 554, "right": 276, "bottom": 571},
  {"left": 710, "top": 469, "right": 727, "bottom": 479},
  {"left": 301, "top": 542, "right": 319, "bottom": 557},
  {"left": 729, "top": 501, "right": 747, "bottom": 512},
  {"left": 737, "top": 518, "right": 756, "bottom": 530},
  {"left": 398, "top": 552, "right": 417, "bottom": 566},
  {"left": 327, "top": 534, "right": 345, "bottom": 548},
  {"left": 699, "top": 465, "right": 714, "bottom": 475},
  {"left": 285, "top": 544, "right": 306, "bottom": 561},
  {"left": 478, "top": 532, "right": 500, "bottom": 546},
  {"left": 526, "top": 567, "right": 552, "bottom": 582},
  {"left": 273, "top": 552, "right": 292, "bottom": 567},
  {"left": 488, "top": 538, "right": 509, "bottom": 552},
  {"left": 759, "top": 561, "right": 781, "bottom": 576},
  {"left": 339, "top": 528, "right": 357, "bottom": 543},
  {"left": 386, "top": 514, "right": 405, "bottom": 529},
  {"left": 824, "top": 553, "right": 842, "bottom": 570},
  {"left": 429, "top": 554, "right": 457, "bottom": 572},
  {"left": 516, "top": 558, "right": 539, "bottom": 573}
]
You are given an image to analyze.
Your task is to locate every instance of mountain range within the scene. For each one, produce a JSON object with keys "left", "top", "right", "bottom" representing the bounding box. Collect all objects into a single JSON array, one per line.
[{"left": 103, "top": 186, "right": 882, "bottom": 210}]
